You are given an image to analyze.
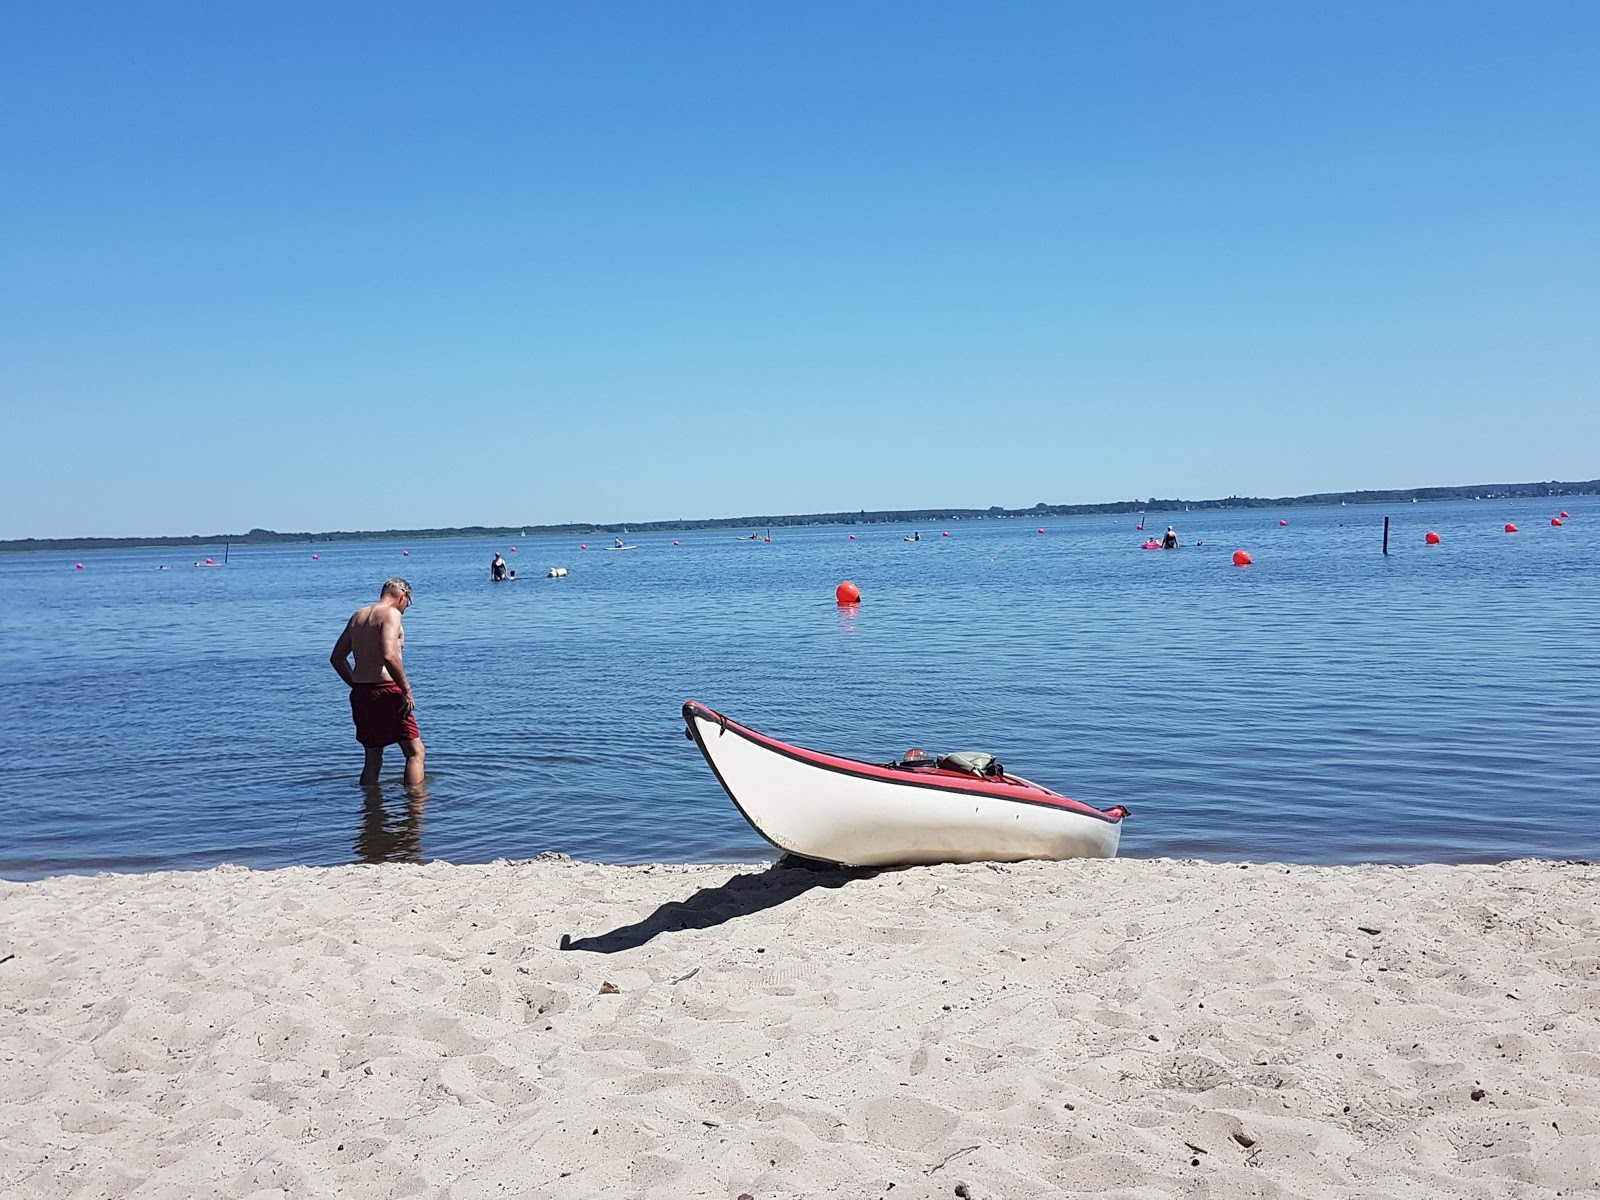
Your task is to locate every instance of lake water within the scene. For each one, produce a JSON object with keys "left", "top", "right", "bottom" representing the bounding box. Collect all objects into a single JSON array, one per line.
[{"left": 2, "top": 498, "right": 1596, "bottom": 880}]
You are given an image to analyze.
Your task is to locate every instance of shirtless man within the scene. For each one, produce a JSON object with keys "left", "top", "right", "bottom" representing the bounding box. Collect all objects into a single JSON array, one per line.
[{"left": 330, "top": 578, "right": 425, "bottom": 786}]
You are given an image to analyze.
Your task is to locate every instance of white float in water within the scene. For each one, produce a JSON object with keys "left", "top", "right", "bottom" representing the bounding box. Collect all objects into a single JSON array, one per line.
[{"left": 547, "top": 567, "right": 568, "bottom": 578}]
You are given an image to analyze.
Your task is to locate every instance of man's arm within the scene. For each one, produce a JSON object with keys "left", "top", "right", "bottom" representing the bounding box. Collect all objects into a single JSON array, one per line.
[
  {"left": 330, "top": 619, "right": 357, "bottom": 685},
  {"left": 381, "top": 609, "right": 414, "bottom": 715}
]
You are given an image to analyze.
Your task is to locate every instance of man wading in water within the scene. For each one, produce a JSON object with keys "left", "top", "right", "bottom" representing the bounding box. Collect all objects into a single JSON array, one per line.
[{"left": 330, "top": 577, "right": 425, "bottom": 786}]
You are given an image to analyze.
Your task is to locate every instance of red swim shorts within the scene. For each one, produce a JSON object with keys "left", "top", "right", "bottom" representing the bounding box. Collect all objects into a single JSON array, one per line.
[{"left": 349, "top": 682, "right": 421, "bottom": 748}]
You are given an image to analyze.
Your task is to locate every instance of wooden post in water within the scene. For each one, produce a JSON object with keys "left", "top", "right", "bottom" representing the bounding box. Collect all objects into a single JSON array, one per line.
[{"left": 1382, "top": 517, "right": 1389, "bottom": 556}]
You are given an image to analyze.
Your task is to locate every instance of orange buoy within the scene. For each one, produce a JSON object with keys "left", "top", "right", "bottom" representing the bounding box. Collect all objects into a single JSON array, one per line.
[
  {"left": 1232, "top": 549, "right": 1252, "bottom": 567},
  {"left": 835, "top": 580, "right": 860, "bottom": 606},
  {"left": 1551, "top": 518, "right": 1562, "bottom": 527},
  {"left": 1424, "top": 530, "right": 1441, "bottom": 545},
  {"left": 1504, "top": 523, "right": 1517, "bottom": 534},
  {"left": 1279, "top": 519, "right": 1288, "bottom": 526}
]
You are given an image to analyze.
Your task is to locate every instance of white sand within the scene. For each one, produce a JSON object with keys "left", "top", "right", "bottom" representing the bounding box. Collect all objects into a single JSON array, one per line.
[{"left": 2, "top": 856, "right": 1597, "bottom": 1198}]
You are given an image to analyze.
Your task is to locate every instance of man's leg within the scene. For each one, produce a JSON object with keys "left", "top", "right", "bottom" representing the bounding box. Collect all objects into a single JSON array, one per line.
[
  {"left": 360, "top": 745, "right": 384, "bottom": 785},
  {"left": 400, "top": 738, "right": 425, "bottom": 788}
]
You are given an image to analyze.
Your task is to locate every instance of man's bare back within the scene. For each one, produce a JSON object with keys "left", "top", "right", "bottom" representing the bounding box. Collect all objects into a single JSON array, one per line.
[
  {"left": 331, "top": 578, "right": 424, "bottom": 786},
  {"left": 343, "top": 602, "right": 408, "bottom": 687}
]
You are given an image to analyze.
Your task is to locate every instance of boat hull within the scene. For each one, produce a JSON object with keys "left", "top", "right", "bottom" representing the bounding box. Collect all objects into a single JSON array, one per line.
[{"left": 684, "top": 702, "right": 1124, "bottom": 867}]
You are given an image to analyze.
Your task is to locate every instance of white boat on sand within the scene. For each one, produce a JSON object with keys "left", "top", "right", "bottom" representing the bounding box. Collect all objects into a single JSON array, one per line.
[{"left": 682, "top": 701, "right": 1127, "bottom": 867}]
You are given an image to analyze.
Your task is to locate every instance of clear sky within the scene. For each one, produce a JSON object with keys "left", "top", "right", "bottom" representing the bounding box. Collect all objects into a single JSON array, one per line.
[{"left": 2, "top": 2, "right": 1595, "bottom": 538}]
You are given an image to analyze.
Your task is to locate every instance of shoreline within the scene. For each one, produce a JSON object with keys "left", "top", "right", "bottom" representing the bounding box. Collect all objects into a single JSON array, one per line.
[
  {"left": 4, "top": 847, "right": 1597, "bottom": 887},
  {"left": 4, "top": 856, "right": 1596, "bottom": 1197}
]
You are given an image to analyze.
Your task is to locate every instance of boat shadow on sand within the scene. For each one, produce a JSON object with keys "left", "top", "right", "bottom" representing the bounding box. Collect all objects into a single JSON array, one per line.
[{"left": 558, "top": 856, "right": 879, "bottom": 954}]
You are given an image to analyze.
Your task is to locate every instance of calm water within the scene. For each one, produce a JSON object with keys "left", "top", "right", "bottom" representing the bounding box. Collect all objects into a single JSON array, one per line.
[{"left": 2, "top": 499, "right": 1596, "bottom": 880}]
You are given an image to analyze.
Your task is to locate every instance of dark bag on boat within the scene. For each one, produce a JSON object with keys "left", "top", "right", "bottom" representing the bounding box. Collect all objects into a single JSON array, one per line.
[{"left": 937, "top": 751, "right": 1004, "bottom": 777}]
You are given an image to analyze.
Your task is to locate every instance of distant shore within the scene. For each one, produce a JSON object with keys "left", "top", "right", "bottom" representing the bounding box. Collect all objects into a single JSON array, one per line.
[
  {"left": 4, "top": 477, "right": 1596, "bottom": 553},
  {"left": 3, "top": 855, "right": 1595, "bottom": 1196}
]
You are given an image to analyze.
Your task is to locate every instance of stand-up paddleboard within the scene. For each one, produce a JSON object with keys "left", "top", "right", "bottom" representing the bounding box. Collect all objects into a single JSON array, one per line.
[{"left": 683, "top": 701, "right": 1127, "bottom": 867}]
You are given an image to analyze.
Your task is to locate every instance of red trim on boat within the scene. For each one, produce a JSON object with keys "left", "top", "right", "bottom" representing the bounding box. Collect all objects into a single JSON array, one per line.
[{"left": 683, "top": 700, "right": 1125, "bottom": 823}]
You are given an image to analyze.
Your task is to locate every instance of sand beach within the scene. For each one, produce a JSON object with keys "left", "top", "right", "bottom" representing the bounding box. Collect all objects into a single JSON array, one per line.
[{"left": 3, "top": 856, "right": 1597, "bottom": 1198}]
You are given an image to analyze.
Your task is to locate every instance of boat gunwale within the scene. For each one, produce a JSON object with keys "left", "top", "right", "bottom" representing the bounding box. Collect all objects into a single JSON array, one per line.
[{"left": 683, "top": 700, "right": 1126, "bottom": 825}]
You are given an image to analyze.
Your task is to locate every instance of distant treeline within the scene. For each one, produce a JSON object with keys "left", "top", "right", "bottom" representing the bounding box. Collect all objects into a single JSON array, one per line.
[{"left": 5, "top": 478, "right": 1596, "bottom": 553}]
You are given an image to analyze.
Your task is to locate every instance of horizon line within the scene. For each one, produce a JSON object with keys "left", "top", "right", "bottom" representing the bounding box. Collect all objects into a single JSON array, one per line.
[{"left": 4, "top": 476, "right": 1596, "bottom": 552}]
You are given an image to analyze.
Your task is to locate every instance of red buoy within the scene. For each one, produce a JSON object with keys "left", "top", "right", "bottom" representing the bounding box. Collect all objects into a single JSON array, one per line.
[
  {"left": 311, "top": 553, "right": 319, "bottom": 559},
  {"left": 205, "top": 558, "right": 214, "bottom": 564},
  {"left": 1552, "top": 518, "right": 1562, "bottom": 527},
  {"left": 942, "top": 531, "right": 950, "bottom": 537},
  {"left": 849, "top": 534, "right": 856, "bottom": 540},
  {"left": 1424, "top": 530, "right": 1441, "bottom": 545},
  {"left": 75, "top": 562, "right": 83, "bottom": 569},
  {"left": 580, "top": 544, "right": 588, "bottom": 550},
  {"left": 1279, "top": 519, "right": 1288, "bottom": 526},
  {"left": 1037, "top": 527, "right": 1045, "bottom": 534},
  {"left": 509, "top": 546, "right": 517, "bottom": 552},
  {"left": 1560, "top": 511, "right": 1569, "bottom": 518},
  {"left": 402, "top": 550, "right": 410, "bottom": 556},
  {"left": 673, "top": 540, "right": 680, "bottom": 546},
  {"left": 835, "top": 580, "right": 860, "bottom": 606},
  {"left": 1232, "top": 549, "right": 1252, "bottom": 567},
  {"left": 1504, "top": 523, "right": 1517, "bottom": 534}
]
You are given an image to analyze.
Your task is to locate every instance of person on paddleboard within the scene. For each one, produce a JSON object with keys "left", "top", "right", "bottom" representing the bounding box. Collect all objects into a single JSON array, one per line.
[
  {"left": 1162, "top": 526, "right": 1180, "bottom": 550},
  {"left": 330, "top": 577, "right": 424, "bottom": 788}
]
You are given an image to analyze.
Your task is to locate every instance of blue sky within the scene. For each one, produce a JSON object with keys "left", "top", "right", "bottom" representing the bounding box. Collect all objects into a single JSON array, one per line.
[{"left": 2, "top": 2, "right": 1595, "bottom": 538}]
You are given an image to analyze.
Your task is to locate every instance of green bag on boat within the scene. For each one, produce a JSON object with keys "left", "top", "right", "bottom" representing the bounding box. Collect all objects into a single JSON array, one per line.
[{"left": 937, "top": 751, "right": 1004, "bottom": 777}]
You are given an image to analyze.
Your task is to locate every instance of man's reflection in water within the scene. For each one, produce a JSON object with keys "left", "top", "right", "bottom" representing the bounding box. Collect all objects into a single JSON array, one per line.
[{"left": 355, "top": 782, "right": 428, "bottom": 864}]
